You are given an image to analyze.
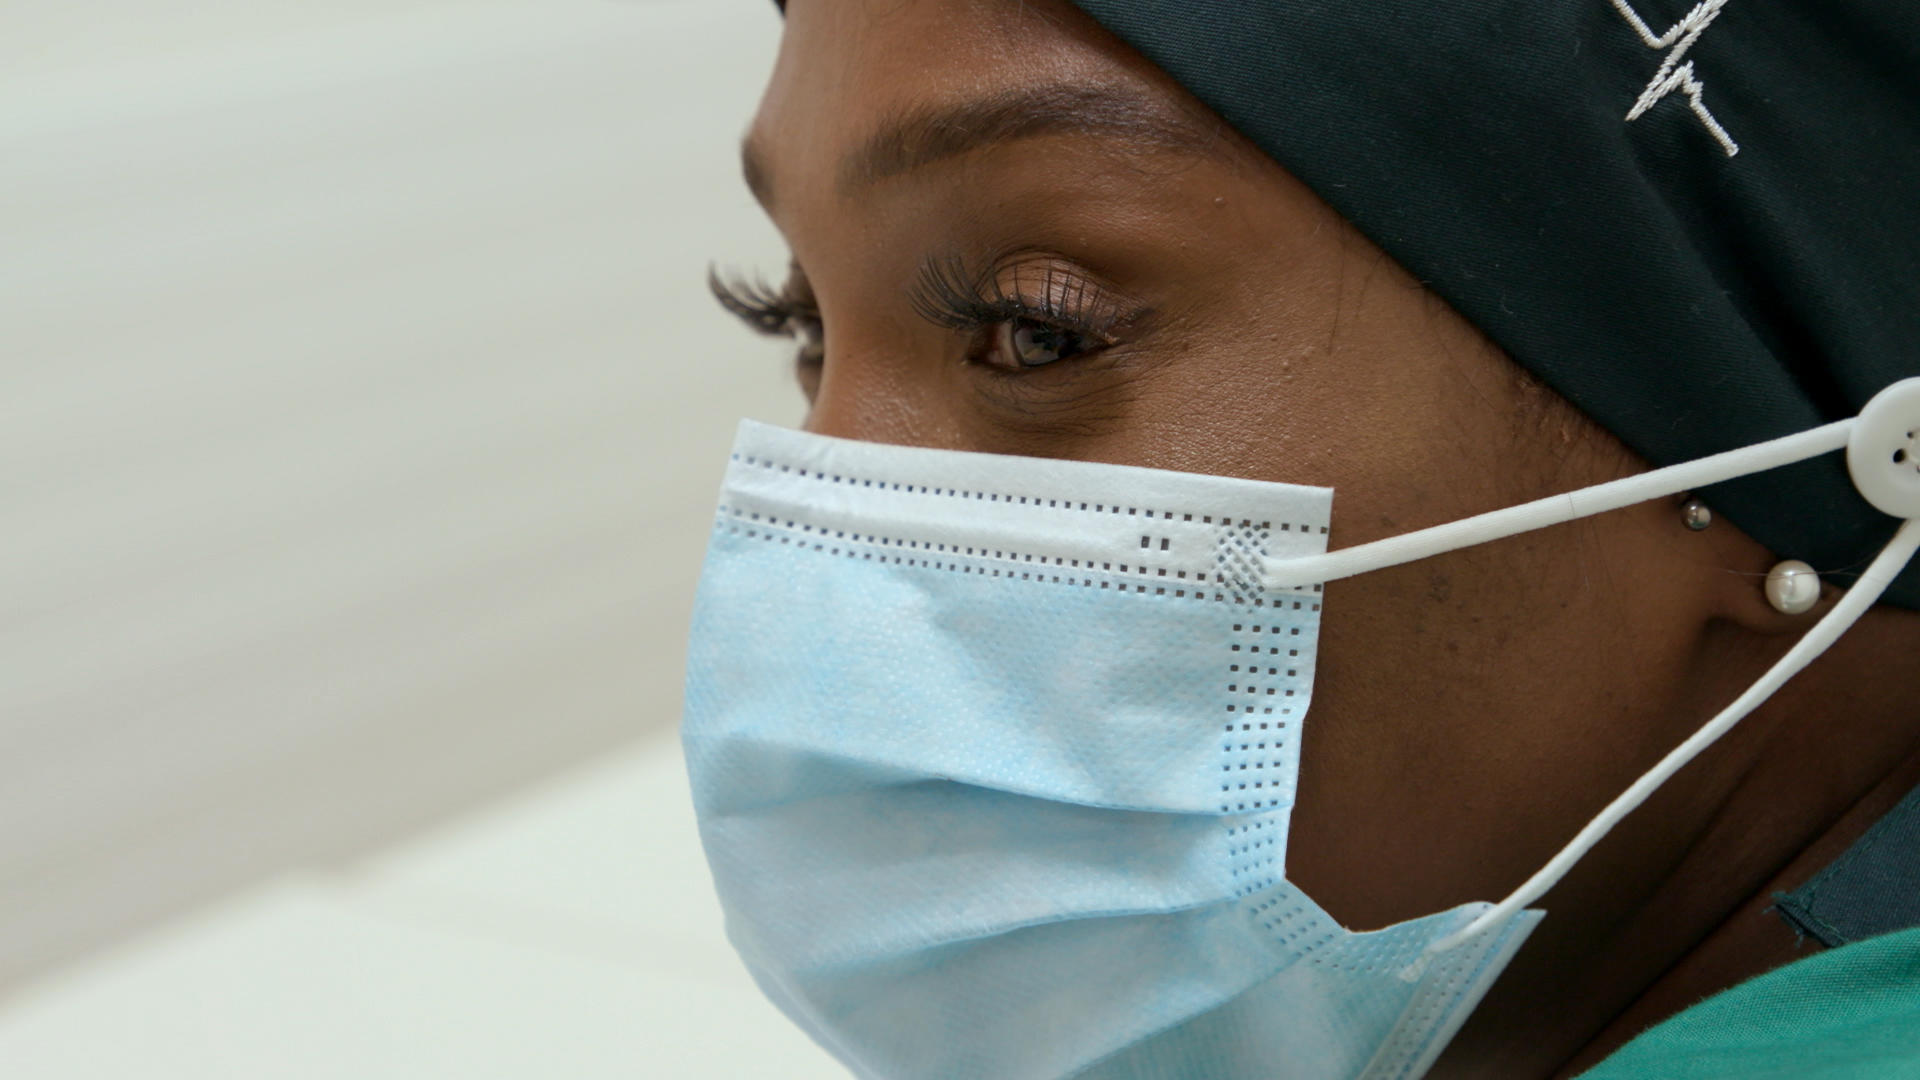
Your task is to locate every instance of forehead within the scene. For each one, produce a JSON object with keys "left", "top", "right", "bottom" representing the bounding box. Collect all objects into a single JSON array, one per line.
[
  {"left": 748, "top": 0, "right": 1200, "bottom": 209},
  {"left": 766, "top": 0, "right": 1123, "bottom": 100}
]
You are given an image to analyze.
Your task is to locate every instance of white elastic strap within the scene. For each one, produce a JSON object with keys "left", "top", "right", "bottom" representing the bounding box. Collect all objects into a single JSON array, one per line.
[
  {"left": 1260, "top": 420, "right": 1854, "bottom": 589},
  {"left": 1427, "top": 515, "right": 1920, "bottom": 955}
]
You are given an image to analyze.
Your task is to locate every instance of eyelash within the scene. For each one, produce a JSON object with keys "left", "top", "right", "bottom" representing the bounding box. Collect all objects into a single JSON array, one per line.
[
  {"left": 904, "top": 254, "right": 1128, "bottom": 349},
  {"left": 708, "top": 267, "right": 824, "bottom": 365},
  {"left": 707, "top": 254, "right": 1136, "bottom": 371}
]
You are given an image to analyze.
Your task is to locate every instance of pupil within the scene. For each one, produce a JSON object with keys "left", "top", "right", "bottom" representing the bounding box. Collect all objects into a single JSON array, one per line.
[{"left": 1013, "top": 322, "right": 1072, "bottom": 366}]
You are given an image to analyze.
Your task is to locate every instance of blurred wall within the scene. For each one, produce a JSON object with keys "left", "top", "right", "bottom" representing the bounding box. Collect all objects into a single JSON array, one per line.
[{"left": 1, "top": 0, "right": 794, "bottom": 993}]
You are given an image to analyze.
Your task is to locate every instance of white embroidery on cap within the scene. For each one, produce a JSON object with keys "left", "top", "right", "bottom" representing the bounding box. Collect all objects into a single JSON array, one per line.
[{"left": 1609, "top": 0, "right": 1740, "bottom": 157}]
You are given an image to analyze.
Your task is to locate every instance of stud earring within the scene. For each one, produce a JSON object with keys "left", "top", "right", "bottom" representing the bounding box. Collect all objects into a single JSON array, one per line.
[
  {"left": 1679, "top": 497, "right": 1713, "bottom": 531},
  {"left": 1765, "top": 560, "right": 1821, "bottom": 615}
]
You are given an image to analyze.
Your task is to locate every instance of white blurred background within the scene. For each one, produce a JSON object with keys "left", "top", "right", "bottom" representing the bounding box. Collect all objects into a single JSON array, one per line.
[{"left": 1, "top": 0, "right": 846, "bottom": 1074}]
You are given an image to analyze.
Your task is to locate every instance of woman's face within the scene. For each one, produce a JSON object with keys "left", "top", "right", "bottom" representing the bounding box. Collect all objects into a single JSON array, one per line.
[{"left": 727, "top": 0, "right": 1793, "bottom": 1056}]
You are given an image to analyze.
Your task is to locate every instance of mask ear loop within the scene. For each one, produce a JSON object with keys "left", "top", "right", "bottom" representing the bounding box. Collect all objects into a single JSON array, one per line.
[
  {"left": 1258, "top": 382, "right": 1920, "bottom": 958},
  {"left": 1428, "top": 516, "right": 1917, "bottom": 954},
  {"left": 1259, "top": 419, "right": 1853, "bottom": 590}
]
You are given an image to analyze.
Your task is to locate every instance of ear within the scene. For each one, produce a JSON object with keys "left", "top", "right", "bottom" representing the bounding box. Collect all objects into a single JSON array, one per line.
[{"left": 1671, "top": 496, "right": 1838, "bottom": 634}]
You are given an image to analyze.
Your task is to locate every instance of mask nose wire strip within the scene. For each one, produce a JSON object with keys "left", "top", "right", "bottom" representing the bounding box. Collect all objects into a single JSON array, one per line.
[
  {"left": 1426, "top": 515, "right": 1920, "bottom": 956},
  {"left": 1259, "top": 419, "right": 1854, "bottom": 590}
]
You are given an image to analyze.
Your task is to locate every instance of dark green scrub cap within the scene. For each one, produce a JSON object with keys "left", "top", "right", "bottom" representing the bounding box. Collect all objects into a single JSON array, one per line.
[{"left": 1065, "top": 0, "right": 1920, "bottom": 607}]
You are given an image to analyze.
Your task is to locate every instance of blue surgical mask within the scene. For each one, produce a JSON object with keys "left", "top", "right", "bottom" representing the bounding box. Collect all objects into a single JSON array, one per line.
[{"left": 683, "top": 379, "right": 1920, "bottom": 1080}]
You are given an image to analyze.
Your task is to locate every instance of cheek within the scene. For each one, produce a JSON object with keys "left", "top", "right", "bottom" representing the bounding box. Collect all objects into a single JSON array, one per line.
[{"left": 802, "top": 334, "right": 981, "bottom": 452}]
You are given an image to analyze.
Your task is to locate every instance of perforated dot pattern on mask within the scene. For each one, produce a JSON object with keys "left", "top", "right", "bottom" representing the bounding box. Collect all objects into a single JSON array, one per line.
[
  {"left": 1209, "top": 518, "right": 1321, "bottom": 907},
  {"left": 717, "top": 506, "right": 1328, "bottom": 606}
]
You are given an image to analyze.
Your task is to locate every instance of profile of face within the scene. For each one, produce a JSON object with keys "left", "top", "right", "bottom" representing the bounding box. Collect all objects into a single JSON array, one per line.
[{"left": 715, "top": 0, "right": 1920, "bottom": 1073}]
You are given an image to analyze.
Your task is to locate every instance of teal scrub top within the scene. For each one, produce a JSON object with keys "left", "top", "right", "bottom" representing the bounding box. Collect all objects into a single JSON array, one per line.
[{"left": 1579, "top": 926, "right": 1920, "bottom": 1079}]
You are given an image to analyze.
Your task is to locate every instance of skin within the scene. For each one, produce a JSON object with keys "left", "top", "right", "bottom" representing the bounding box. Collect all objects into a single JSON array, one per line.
[{"left": 724, "top": 0, "right": 1920, "bottom": 1074}]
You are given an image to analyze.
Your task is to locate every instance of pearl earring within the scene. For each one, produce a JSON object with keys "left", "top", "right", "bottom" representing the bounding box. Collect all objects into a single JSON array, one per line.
[{"left": 1765, "top": 559, "right": 1821, "bottom": 615}]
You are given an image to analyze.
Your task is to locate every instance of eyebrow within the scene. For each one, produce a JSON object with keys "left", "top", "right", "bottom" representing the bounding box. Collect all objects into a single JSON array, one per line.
[{"left": 740, "top": 81, "right": 1225, "bottom": 210}]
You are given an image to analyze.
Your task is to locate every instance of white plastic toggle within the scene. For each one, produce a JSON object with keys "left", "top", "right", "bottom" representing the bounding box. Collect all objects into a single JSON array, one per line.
[{"left": 1847, "top": 377, "right": 1920, "bottom": 519}]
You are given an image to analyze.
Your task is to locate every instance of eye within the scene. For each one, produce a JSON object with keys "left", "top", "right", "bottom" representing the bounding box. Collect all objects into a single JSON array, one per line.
[
  {"left": 709, "top": 265, "right": 823, "bottom": 371},
  {"left": 907, "top": 253, "right": 1140, "bottom": 375},
  {"left": 987, "top": 318, "right": 1097, "bottom": 370}
]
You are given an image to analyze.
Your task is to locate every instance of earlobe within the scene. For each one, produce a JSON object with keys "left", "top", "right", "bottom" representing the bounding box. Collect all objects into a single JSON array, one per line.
[{"left": 1669, "top": 492, "right": 1833, "bottom": 634}]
